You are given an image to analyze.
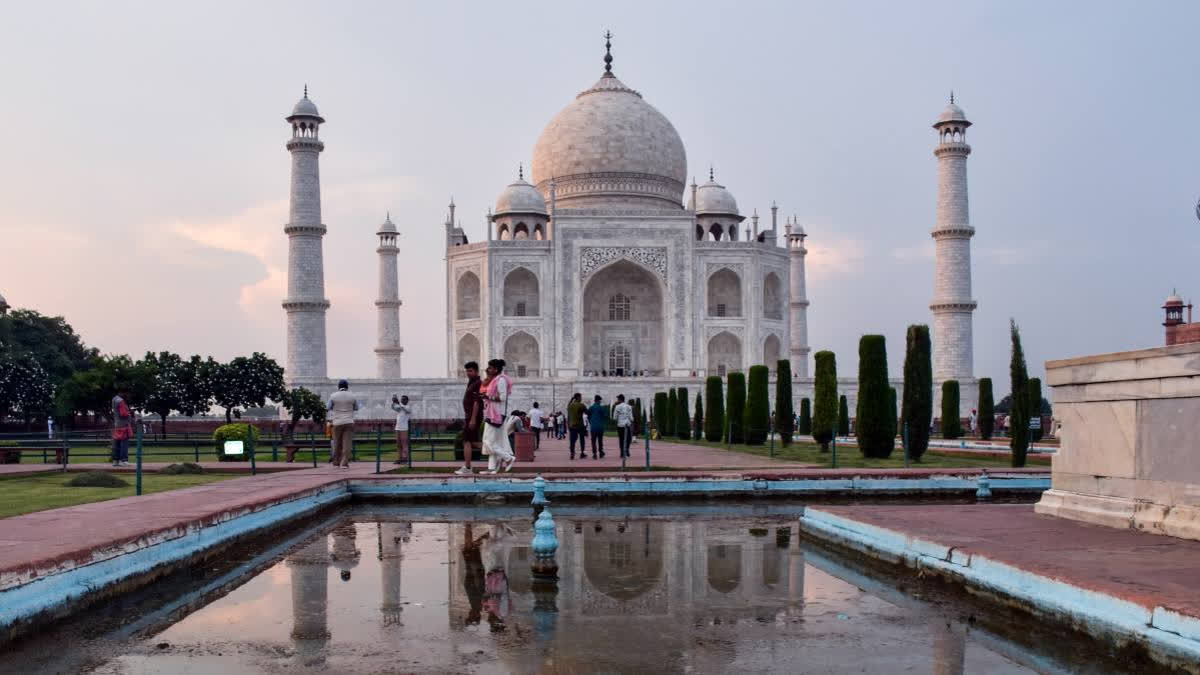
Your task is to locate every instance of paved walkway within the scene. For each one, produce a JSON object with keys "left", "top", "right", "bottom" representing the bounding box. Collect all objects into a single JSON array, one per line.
[{"left": 812, "top": 503, "right": 1200, "bottom": 620}]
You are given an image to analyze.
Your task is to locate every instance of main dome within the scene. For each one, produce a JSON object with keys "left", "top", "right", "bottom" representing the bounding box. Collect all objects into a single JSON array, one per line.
[{"left": 531, "top": 72, "right": 687, "bottom": 208}]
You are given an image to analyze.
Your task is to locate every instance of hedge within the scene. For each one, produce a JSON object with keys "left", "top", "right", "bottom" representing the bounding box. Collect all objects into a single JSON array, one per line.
[
  {"left": 693, "top": 392, "right": 704, "bottom": 441},
  {"left": 726, "top": 372, "right": 746, "bottom": 444},
  {"left": 901, "top": 324, "right": 933, "bottom": 460},
  {"left": 838, "top": 395, "right": 850, "bottom": 437},
  {"left": 856, "top": 335, "right": 894, "bottom": 458},
  {"left": 704, "top": 377, "right": 724, "bottom": 441},
  {"left": 1027, "top": 377, "right": 1044, "bottom": 442},
  {"left": 743, "top": 365, "right": 770, "bottom": 445},
  {"left": 676, "top": 387, "right": 691, "bottom": 441},
  {"left": 798, "top": 398, "right": 811, "bottom": 435},
  {"left": 978, "top": 378, "right": 994, "bottom": 440},
  {"left": 213, "top": 423, "right": 260, "bottom": 461},
  {"left": 1009, "top": 319, "right": 1031, "bottom": 467},
  {"left": 941, "top": 380, "right": 962, "bottom": 439},
  {"left": 653, "top": 392, "right": 669, "bottom": 436},
  {"left": 811, "top": 351, "right": 837, "bottom": 451},
  {"left": 775, "top": 359, "right": 794, "bottom": 446}
]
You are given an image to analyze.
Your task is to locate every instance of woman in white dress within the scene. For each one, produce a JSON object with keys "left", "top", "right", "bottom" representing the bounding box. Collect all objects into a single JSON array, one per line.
[{"left": 480, "top": 359, "right": 516, "bottom": 474}]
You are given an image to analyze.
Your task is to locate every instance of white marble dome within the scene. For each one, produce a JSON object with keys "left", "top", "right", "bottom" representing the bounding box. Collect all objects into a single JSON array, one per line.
[
  {"left": 695, "top": 179, "right": 739, "bottom": 216},
  {"left": 936, "top": 101, "right": 969, "bottom": 126},
  {"left": 289, "top": 95, "right": 322, "bottom": 119},
  {"left": 531, "top": 72, "right": 687, "bottom": 207},
  {"left": 494, "top": 178, "right": 548, "bottom": 216}
]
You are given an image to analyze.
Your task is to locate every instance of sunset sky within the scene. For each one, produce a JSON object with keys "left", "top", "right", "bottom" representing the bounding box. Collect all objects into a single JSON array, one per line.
[{"left": 2, "top": 1, "right": 1198, "bottom": 388}]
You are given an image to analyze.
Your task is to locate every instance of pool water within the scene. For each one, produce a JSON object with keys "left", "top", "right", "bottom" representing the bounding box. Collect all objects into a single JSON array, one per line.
[{"left": 2, "top": 504, "right": 1151, "bottom": 674}]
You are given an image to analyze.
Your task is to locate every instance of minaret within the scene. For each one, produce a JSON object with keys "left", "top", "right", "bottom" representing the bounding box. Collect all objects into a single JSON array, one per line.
[
  {"left": 282, "top": 87, "right": 330, "bottom": 382},
  {"left": 287, "top": 535, "right": 331, "bottom": 664},
  {"left": 786, "top": 219, "right": 811, "bottom": 377},
  {"left": 930, "top": 94, "right": 977, "bottom": 385},
  {"left": 375, "top": 213, "right": 403, "bottom": 378},
  {"left": 379, "top": 522, "right": 409, "bottom": 626}
]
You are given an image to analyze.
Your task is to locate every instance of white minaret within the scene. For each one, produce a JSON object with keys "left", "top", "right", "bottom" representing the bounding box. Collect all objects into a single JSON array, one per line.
[
  {"left": 786, "top": 218, "right": 811, "bottom": 377},
  {"left": 375, "top": 213, "right": 403, "bottom": 378},
  {"left": 287, "top": 535, "right": 331, "bottom": 664},
  {"left": 930, "top": 94, "right": 976, "bottom": 385},
  {"left": 283, "top": 87, "right": 330, "bottom": 382}
]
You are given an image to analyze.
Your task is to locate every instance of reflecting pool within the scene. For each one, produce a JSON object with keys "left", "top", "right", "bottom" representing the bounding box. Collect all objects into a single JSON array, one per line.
[{"left": 2, "top": 504, "right": 1153, "bottom": 674}]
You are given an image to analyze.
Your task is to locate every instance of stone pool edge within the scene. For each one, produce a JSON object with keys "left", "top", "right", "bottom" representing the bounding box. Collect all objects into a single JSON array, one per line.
[{"left": 798, "top": 507, "right": 1200, "bottom": 665}]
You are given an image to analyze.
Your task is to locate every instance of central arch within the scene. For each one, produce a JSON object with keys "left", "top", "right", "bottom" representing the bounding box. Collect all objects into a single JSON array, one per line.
[
  {"left": 707, "top": 331, "right": 742, "bottom": 376},
  {"left": 502, "top": 331, "right": 540, "bottom": 378},
  {"left": 582, "top": 259, "right": 665, "bottom": 375}
]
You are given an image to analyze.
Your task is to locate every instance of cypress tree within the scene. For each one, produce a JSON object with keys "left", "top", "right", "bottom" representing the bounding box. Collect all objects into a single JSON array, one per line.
[
  {"left": 941, "top": 380, "right": 962, "bottom": 439},
  {"left": 744, "top": 365, "right": 770, "bottom": 445},
  {"left": 901, "top": 324, "right": 933, "bottom": 461},
  {"left": 1009, "top": 319, "right": 1031, "bottom": 467},
  {"left": 838, "top": 395, "right": 850, "bottom": 437},
  {"left": 727, "top": 372, "right": 746, "bottom": 444},
  {"left": 666, "top": 389, "right": 677, "bottom": 437},
  {"left": 888, "top": 387, "right": 899, "bottom": 441},
  {"left": 811, "top": 351, "right": 837, "bottom": 451},
  {"left": 704, "top": 376, "right": 724, "bottom": 441},
  {"left": 653, "top": 391, "right": 669, "bottom": 437},
  {"left": 978, "top": 378, "right": 994, "bottom": 440},
  {"left": 632, "top": 398, "right": 643, "bottom": 436},
  {"left": 856, "top": 335, "right": 894, "bottom": 458},
  {"left": 1027, "top": 377, "right": 1044, "bottom": 442},
  {"left": 775, "top": 359, "right": 794, "bottom": 446},
  {"left": 693, "top": 392, "right": 704, "bottom": 440},
  {"left": 797, "top": 398, "right": 812, "bottom": 435},
  {"left": 676, "top": 387, "right": 691, "bottom": 440}
]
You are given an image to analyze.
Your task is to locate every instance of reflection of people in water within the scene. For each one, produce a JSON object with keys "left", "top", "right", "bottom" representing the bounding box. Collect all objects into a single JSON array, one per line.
[
  {"left": 330, "top": 523, "right": 361, "bottom": 582},
  {"left": 462, "top": 524, "right": 487, "bottom": 626},
  {"left": 483, "top": 523, "right": 515, "bottom": 632}
]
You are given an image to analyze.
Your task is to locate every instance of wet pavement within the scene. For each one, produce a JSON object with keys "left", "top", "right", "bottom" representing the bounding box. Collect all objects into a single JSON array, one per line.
[{"left": 0, "top": 503, "right": 1156, "bottom": 674}]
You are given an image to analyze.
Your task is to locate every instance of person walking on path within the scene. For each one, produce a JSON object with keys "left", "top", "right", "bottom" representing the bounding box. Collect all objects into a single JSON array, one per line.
[
  {"left": 391, "top": 394, "right": 412, "bottom": 463},
  {"left": 111, "top": 387, "right": 133, "bottom": 467},
  {"left": 613, "top": 394, "right": 634, "bottom": 458},
  {"left": 588, "top": 395, "right": 608, "bottom": 459},
  {"left": 480, "top": 359, "right": 515, "bottom": 474},
  {"left": 528, "top": 402, "right": 544, "bottom": 449},
  {"left": 457, "top": 362, "right": 483, "bottom": 475},
  {"left": 566, "top": 393, "right": 587, "bottom": 460},
  {"left": 327, "top": 379, "right": 358, "bottom": 468}
]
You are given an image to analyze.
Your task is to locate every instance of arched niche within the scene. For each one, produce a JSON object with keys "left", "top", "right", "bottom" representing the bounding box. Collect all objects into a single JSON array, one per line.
[
  {"left": 582, "top": 259, "right": 664, "bottom": 374},
  {"left": 502, "top": 331, "right": 540, "bottom": 378},
  {"left": 503, "top": 267, "right": 539, "bottom": 317},
  {"left": 763, "top": 272, "right": 783, "bottom": 320},
  {"left": 764, "top": 334, "right": 781, "bottom": 369},
  {"left": 707, "top": 544, "right": 742, "bottom": 594},
  {"left": 457, "top": 333, "right": 480, "bottom": 370},
  {"left": 456, "top": 271, "right": 481, "bottom": 320},
  {"left": 707, "top": 268, "right": 742, "bottom": 317},
  {"left": 707, "top": 331, "right": 742, "bottom": 376},
  {"left": 584, "top": 522, "right": 665, "bottom": 601}
]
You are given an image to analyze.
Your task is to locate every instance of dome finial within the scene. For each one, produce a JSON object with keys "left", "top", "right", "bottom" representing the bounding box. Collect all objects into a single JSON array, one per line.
[
  {"left": 949, "top": 90, "right": 954, "bottom": 105},
  {"left": 709, "top": 165, "right": 714, "bottom": 182},
  {"left": 519, "top": 163, "right": 524, "bottom": 181},
  {"left": 304, "top": 84, "right": 308, "bottom": 99},
  {"left": 603, "top": 30, "right": 614, "bottom": 74}
]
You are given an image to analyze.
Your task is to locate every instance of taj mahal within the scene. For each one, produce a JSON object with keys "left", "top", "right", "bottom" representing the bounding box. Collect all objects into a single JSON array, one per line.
[{"left": 282, "top": 37, "right": 979, "bottom": 418}]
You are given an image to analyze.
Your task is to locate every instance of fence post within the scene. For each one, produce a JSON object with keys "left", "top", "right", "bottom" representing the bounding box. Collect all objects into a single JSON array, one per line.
[
  {"left": 62, "top": 429, "right": 70, "bottom": 471},
  {"left": 375, "top": 424, "right": 382, "bottom": 474},
  {"left": 135, "top": 423, "right": 144, "bottom": 496}
]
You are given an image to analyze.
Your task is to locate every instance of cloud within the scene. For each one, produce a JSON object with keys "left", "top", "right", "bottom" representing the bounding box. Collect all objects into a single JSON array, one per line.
[
  {"left": 804, "top": 233, "right": 870, "bottom": 282},
  {"left": 891, "top": 241, "right": 935, "bottom": 262}
]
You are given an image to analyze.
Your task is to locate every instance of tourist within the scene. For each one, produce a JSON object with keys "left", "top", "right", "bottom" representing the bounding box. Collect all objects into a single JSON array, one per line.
[
  {"left": 588, "top": 394, "right": 608, "bottom": 459},
  {"left": 482, "top": 523, "right": 514, "bottom": 632},
  {"left": 111, "top": 386, "right": 133, "bottom": 467},
  {"left": 391, "top": 393, "right": 412, "bottom": 463},
  {"left": 613, "top": 394, "right": 634, "bottom": 458},
  {"left": 330, "top": 522, "right": 360, "bottom": 581},
  {"left": 567, "top": 393, "right": 587, "bottom": 460},
  {"left": 461, "top": 523, "right": 487, "bottom": 626},
  {"left": 480, "top": 358, "right": 515, "bottom": 474},
  {"left": 327, "top": 379, "right": 358, "bottom": 468},
  {"left": 46, "top": 417, "right": 54, "bottom": 440},
  {"left": 969, "top": 409, "right": 978, "bottom": 436},
  {"left": 528, "top": 401, "right": 544, "bottom": 449},
  {"left": 457, "top": 361, "right": 483, "bottom": 475}
]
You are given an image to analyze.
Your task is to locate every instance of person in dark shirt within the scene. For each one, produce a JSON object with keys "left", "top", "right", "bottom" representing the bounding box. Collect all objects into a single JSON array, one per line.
[
  {"left": 457, "top": 362, "right": 483, "bottom": 475},
  {"left": 461, "top": 523, "right": 486, "bottom": 625},
  {"left": 566, "top": 393, "right": 587, "bottom": 460},
  {"left": 587, "top": 395, "right": 608, "bottom": 459}
]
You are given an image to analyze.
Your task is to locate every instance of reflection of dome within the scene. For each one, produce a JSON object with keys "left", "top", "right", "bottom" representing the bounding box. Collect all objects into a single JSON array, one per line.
[
  {"left": 531, "top": 72, "right": 687, "bottom": 208},
  {"left": 495, "top": 178, "right": 548, "bottom": 216},
  {"left": 583, "top": 522, "right": 664, "bottom": 601},
  {"left": 695, "top": 179, "right": 739, "bottom": 216}
]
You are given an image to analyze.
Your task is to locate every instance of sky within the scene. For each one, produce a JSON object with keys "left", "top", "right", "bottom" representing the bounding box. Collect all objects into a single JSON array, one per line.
[{"left": 2, "top": 1, "right": 1198, "bottom": 393}]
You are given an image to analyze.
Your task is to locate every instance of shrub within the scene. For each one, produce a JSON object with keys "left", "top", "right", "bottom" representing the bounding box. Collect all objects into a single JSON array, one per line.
[
  {"left": 66, "top": 471, "right": 129, "bottom": 488},
  {"left": 888, "top": 387, "right": 898, "bottom": 441},
  {"left": 1009, "top": 319, "right": 1031, "bottom": 467},
  {"left": 666, "top": 389, "right": 678, "bottom": 437},
  {"left": 632, "top": 398, "right": 643, "bottom": 435},
  {"left": 941, "top": 380, "right": 962, "bottom": 439},
  {"left": 743, "top": 366, "right": 770, "bottom": 445},
  {"left": 775, "top": 360, "right": 794, "bottom": 446},
  {"left": 213, "top": 423, "right": 260, "bottom": 462},
  {"left": 693, "top": 392, "right": 703, "bottom": 441},
  {"left": 811, "top": 351, "right": 837, "bottom": 451},
  {"left": 856, "top": 335, "right": 894, "bottom": 458},
  {"left": 726, "top": 372, "right": 746, "bottom": 444},
  {"left": 653, "top": 392, "right": 669, "bottom": 436},
  {"left": 838, "top": 395, "right": 850, "bottom": 437},
  {"left": 704, "top": 377, "right": 724, "bottom": 442},
  {"left": 160, "top": 462, "right": 205, "bottom": 475},
  {"left": 676, "top": 387, "right": 691, "bottom": 440},
  {"left": 978, "top": 378, "right": 995, "bottom": 440},
  {"left": 901, "top": 324, "right": 933, "bottom": 460},
  {"left": 1027, "top": 377, "right": 1044, "bottom": 442},
  {"left": 797, "top": 398, "right": 811, "bottom": 435}
]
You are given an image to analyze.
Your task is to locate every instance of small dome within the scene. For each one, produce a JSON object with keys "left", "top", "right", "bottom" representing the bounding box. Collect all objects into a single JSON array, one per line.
[
  {"left": 1166, "top": 293, "right": 1184, "bottom": 306},
  {"left": 377, "top": 213, "right": 397, "bottom": 235},
  {"left": 935, "top": 100, "right": 970, "bottom": 127},
  {"left": 292, "top": 96, "right": 319, "bottom": 117},
  {"left": 695, "top": 178, "right": 739, "bottom": 216},
  {"left": 494, "top": 178, "right": 548, "bottom": 216}
]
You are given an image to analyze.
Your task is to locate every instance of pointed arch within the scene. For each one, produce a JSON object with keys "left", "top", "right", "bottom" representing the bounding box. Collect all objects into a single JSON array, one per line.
[
  {"left": 502, "top": 331, "right": 540, "bottom": 378},
  {"left": 503, "top": 267, "right": 539, "bottom": 316},
  {"left": 707, "top": 268, "right": 742, "bottom": 317},
  {"left": 456, "top": 271, "right": 480, "bottom": 320},
  {"left": 707, "top": 331, "right": 742, "bottom": 376},
  {"left": 763, "top": 272, "right": 783, "bottom": 320}
]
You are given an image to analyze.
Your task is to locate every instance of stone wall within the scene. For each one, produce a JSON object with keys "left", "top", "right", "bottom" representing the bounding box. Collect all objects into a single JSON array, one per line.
[{"left": 1165, "top": 322, "right": 1200, "bottom": 346}]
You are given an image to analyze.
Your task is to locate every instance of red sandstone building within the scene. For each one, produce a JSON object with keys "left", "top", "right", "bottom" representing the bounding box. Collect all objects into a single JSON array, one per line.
[{"left": 1163, "top": 292, "right": 1200, "bottom": 345}]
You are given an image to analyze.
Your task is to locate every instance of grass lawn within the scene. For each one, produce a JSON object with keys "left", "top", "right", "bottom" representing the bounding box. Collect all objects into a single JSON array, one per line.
[
  {"left": 0, "top": 472, "right": 240, "bottom": 519},
  {"left": 13, "top": 438, "right": 459, "bottom": 465},
  {"left": 654, "top": 436, "right": 1019, "bottom": 469}
]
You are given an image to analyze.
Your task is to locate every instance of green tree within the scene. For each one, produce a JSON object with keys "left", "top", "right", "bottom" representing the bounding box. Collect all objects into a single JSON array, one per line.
[
  {"left": 797, "top": 398, "right": 812, "bottom": 435},
  {"left": 54, "top": 354, "right": 148, "bottom": 423},
  {"left": 811, "top": 351, "right": 838, "bottom": 451},
  {"left": 676, "top": 387, "right": 691, "bottom": 440},
  {"left": 1009, "top": 319, "right": 1031, "bottom": 467},
  {"left": 632, "top": 398, "right": 643, "bottom": 435},
  {"left": 978, "top": 377, "right": 995, "bottom": 440},
  {"left": 856, "top": 335, "right": 894, "bottom": 458},
  {"left": 1027, "top": 377, "right": 1044, "bottom": 442},
  {"left": 888, "top": 387, "right": 899, "bottom": 441},
  {"left": 743, "top": 366, "right": 770, "bottom": 445},
  {"left": 726, "top": 372, "right": 746, "bottom": 444},
  {"left": 176, "top": 355, "right": 215, "bottom": 420},
  {"left": 838, "top": 395, "right": 850, "bottom": 437},
  {"left": 704, "top": 376, "right": 724, "bottom": 441},
  {"left": 139, "top": 351, "right": 188, "bottom": 437},
  {"left": 693, "top": 392, "right": 703, "bottom": 440},
  {"left": 653, "top": 392, "right": 669, "bottom": 436},
  {"left": 775, "top": 359, "right": 794, "bottom": 446},
  {"left": 0, "top": 309, "right": 98, "bottom": 389},
  {"left": 0, "top": 349, "right": 55, "bottom": 424},
  {"left": 900, "top": 324, "right": 933, "bottom": 461},
  {"left": 665, "top": 389, "right": 678, "bottom": 437},
  {"left": 941, "top": 380, "right": 962, "bottom": 439},
  {"left": 280, "top": 386, "right": 327, "bottom": 439},
  {"left": 211, "top": 353, "right": 285, "bottom": 423}
]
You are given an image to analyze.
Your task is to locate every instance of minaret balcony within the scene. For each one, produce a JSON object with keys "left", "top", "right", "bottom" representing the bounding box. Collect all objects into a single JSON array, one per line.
[
  {"left": 286, "top": 137, "right": 325, "bottom": 152},
  {"left": 933, "top": 142, "right": 971, "bottom": 157}
]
